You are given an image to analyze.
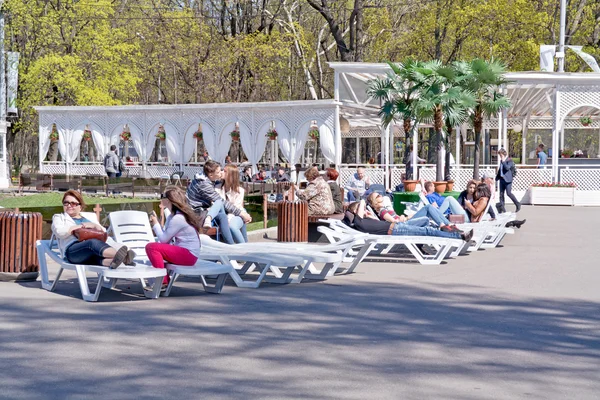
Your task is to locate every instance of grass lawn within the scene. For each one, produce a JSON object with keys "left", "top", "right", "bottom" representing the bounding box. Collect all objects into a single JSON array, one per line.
[
  {"left": 246, "top": 219, "right": 277, "bottom": 232},
  {"left": 0, "top": 192, "right": 151, "bottom": 208}
]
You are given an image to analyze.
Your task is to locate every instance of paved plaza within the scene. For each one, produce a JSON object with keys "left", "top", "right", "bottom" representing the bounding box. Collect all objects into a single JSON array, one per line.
[{"left": 1, "top": 206, "right": 599, "bottom": 399}]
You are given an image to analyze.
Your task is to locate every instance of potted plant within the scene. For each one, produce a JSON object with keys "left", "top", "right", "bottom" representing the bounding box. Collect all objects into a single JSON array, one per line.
[
  {"left": 445, "top": 179, "right": 455, "bottom": 192},
  {"left": 530, "top": 182, "right": 576, "bottom": 206},
  {"left": 230, "top": 127, "right": 240, "bottom": 141},
  {"left": 402, "top": 179, "right": 419, "bottom": 192},
  {"left": 267, "top": 128, "right": 278, "bottom": 140},
  {"left": 193, "top": 130, "right": 203, "bottom": 140},
  {"left": 308, "top": 127, "right": 319, "bottom": 141},
  {"left": 561, "top": 148, "right": 573, "bottom": 158},
  {"left": 82, "top": 130, "right": 92, "bottom": 141},
  {"left": 433, "top": 181, "right": 447, "bottom": 194},
  {"left": 580, "top": 116, "right": 593, "bottom": 126},
  {"left": 120, "top": 131, "right": 131, "bottom": 141}
]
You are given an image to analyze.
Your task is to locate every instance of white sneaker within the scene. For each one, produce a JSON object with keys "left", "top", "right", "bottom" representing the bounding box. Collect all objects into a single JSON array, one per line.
[{"left": 203, "top": 216, "right": 213, "bottom": 228}]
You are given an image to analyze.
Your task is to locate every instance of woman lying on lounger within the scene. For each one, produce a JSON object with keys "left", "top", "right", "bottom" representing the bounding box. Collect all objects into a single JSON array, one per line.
[
  {"left": 51, "top": 189, "right": 133, "bottom": 268},
  {"left": 147, "top": 186, "right": 203, "bottom": 288},
  {"left": 345, "top": 199, "right": 473, "bottom": 242},
  {"left": 366, "top": 192, "right": 458, "bottom": 230}
]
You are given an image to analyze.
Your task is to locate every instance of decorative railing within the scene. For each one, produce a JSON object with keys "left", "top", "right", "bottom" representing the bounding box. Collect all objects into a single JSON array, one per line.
[
  {"left": 33, "top": 161, "right": 600, "bottom": 196},
  {"left": 338, "top": 164, "right": 386, "bottom": 188},
  {"left": 560, "top": 167, "right": 600, "bottom": 191}
]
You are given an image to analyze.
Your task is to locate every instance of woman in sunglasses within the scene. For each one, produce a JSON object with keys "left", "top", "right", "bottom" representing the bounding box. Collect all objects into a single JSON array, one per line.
[
  {"left": 147, "top": 186, "right": 202, "bottom": 288},
  {"left": 51, "top": 190, "right": 133, "bottom": 268}
]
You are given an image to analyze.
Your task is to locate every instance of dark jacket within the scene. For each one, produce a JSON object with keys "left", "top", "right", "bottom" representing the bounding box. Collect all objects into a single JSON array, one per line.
[
  {"left": 186, "top": 176, "right": 242, "bottom": 216},
  {"left": 276, "top": 173, "right": 290, "bottom": 183},
  {"left": 328, "top": 181, "right": 344, "bottom": 214},
  {"left": 496, "top": 158, "right": 515, "bottom": 183}
]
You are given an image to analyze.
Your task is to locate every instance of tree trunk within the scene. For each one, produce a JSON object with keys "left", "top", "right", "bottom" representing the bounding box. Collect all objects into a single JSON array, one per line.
[
  {"left": 49, "top": 141, "right": 59, "bottom": 162},
  {"left": 473, "top": 109, "right": 483, "bottom": 179},
  {"left": 403, "top": 118, "right": 412, "bottom": 162},
  {"left": 434, "top": 107, "right": 444, "bottom": 181}
]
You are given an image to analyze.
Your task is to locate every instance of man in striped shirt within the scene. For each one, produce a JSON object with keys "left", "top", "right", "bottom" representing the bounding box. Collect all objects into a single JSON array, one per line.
[{"left": 186, "top": 160, "right": 252, "bottom": 244}]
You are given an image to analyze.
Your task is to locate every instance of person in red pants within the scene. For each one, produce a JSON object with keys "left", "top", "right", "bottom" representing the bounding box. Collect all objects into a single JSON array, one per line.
[{"left": 147, "top": 186, "right": 202, "bottom": 288}]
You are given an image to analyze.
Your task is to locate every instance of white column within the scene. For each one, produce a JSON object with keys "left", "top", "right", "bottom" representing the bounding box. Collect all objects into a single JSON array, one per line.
[
  {"left": 521, "top": 127, "right": 527, "bottom": 165},
  {"left": 412, "top": 122, "right": 418, "bottom": 179},
  {"left": 483, "top": 128, "right": 488, "bottom": 165},
  {"left": 503, "top": 108, "right": 509, "bottom": 152},
  {"left": 497, "top": 113, "right": 503, "bottom": 150},
  {"left": 551, "top": 90, "right": 561, "bottom": 182},
  {"left": 333, "top": 72, "right": 342, "bottom": 167},
  {"left": 455, "top": 126, "right": 461, "bottom": 168},
  {"left": 355, "top": 135, "right": 360, "bottom": 164},
  {"left": 333, "top": 105, "right": 342, "bottom": 166},
  {"left": 560, "top": 126, "right": 565, "bottom": 151},
  {"left": 0, "top": 121, "right": 8, "bottom": 188}
]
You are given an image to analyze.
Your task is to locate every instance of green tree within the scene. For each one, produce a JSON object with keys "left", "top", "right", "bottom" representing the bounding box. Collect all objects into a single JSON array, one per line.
[
  {"left": 367, "top": 59, "right": 424, "bottom": 175},
  {"left": 453, "top": 59, "right": 511, "bottom": 179},
  {"left": 410, "top": 60, "right": 475, "bottom": 181}
]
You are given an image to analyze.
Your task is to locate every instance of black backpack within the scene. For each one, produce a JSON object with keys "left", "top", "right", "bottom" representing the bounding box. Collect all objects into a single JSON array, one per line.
[{"left": 510, "top": 162, "right": 517, "bottom": 177}]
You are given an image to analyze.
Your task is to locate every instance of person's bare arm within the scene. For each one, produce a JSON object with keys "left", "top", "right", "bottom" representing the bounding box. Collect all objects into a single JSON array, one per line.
[
  {"left": 356, "top": 200, "right": 366, "bottom": 218},
  {"left": 465, "top": 198, "right": 488, "bottom": 219}
]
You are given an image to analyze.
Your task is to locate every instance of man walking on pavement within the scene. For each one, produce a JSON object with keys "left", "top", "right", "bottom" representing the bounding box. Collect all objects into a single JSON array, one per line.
[{"left": 496, "top": 148, "right": 521, "bottom": 213}]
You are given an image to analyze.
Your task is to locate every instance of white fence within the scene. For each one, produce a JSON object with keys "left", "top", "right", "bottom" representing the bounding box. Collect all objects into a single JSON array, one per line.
[{"left": 35, "top": 161, "right": 600, "bottom": 206}]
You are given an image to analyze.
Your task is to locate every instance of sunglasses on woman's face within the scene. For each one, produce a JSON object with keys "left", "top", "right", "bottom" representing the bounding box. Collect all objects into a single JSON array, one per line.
[{"left": 63, "top": 201, "right": 80, "bottom": 207}]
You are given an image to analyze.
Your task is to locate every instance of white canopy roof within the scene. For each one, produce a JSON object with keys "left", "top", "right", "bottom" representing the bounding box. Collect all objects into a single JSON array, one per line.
[{"left": 329, "top": 62, "right": 600, "bottom": 128}]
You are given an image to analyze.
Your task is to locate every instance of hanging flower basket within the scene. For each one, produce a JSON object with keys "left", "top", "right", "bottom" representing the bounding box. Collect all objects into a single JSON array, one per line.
[
  {"left": 82, "top": 130, "right": 92, "bottom": 141},
  {"left": 49, "top": 130, "right": 59, "bottom": 142},
  {"left": 308, "top": 128, "right": 319, "bottom": 141},
  {"left": 120, "top": 131, "right": 131, "bottom": 141},
  {"left": 580, "top": 116, "right": 593, "bottom": 126},
  {"left": 156, "top": 131, "right": 166, "bottom": 141},
  {"left": 230, "top": 128, "right": 240, "bottom": 141},
  {"left": 267, "top": 128, "right": 278, "bottom": 140},
  {"left": 193, "top": 130, "right": 203, "bottom": 140}
]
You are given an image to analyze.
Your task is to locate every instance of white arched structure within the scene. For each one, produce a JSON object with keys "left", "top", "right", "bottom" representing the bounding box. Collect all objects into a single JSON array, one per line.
[
  {"left": 34, "top": 100, "right": 339, "bottom": 178},
  {"left": 329, "top": 63, "right": 600, "bottom": 206}
]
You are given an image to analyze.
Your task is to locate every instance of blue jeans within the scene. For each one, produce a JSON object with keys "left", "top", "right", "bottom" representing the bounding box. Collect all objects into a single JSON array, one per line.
[
  {"left": 65, "top": 239, "right": 111, "bottom": 265},
  {"left": 206, "top": 200, "right": 235, "bottom": 244},
  {"left": 391, "top": 223, "right": 460, "bottom": 239},
  {"left": 347, "top": 190, "right": 358, "bottom": 202},
  {"left": 406, "top": 216, "right": 430, "bottom": 227},
  {"left": 229, "top": 215, "right": 248, "bottom": 243},
  {"left": 412, "top": 204, "right": 450, "bottom": 226},
  {"left": 438, "top": 196, "right": 470, "bottom": 222}
]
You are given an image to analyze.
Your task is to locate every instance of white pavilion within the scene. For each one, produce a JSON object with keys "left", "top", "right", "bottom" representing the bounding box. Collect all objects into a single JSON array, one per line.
[{"left": 31, "top": 63, "right": 600, "bottom": 205}]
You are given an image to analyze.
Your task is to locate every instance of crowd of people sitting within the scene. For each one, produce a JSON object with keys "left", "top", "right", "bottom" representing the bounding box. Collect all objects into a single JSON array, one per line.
[{"left": 51, "top": 157, "right": 526, "bottom": 289}]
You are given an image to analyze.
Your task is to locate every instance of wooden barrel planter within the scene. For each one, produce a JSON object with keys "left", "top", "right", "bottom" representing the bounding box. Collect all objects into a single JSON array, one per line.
[
  {"left": 0, "top": 212, "right": 43, "bottom": 281},
  {"left": 277, "top": 200, "right": 308, "bottom": 242}
]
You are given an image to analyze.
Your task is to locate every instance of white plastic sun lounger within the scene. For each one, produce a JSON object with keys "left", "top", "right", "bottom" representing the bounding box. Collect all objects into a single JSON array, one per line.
[
  {"left": 37, "top": 212, "right": 166, "bottom": 302},
  {"left": 316, "top": 220, "right": 465, "bottom": 267},
  {"left": 198, "top": 234, "right": 357, "bottom": 282},
  {"left": 108, "top": 210, "right": 309, "bottom": 290}
]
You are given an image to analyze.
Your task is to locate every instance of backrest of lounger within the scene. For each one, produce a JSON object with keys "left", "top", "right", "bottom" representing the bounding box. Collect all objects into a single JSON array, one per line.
[{"left": 109, "top": 210, "right": 155, "bottom": 256}]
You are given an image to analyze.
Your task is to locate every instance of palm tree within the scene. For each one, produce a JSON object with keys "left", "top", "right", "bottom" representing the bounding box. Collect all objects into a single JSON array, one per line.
[
  {"left": 410, "top": 60, "right": 475, "bottom": 181},
  {"left": 453, "top": 59, "right": 512, "bottom": 179},
  {"left": 367, "top": 59, "right": 423, "bottom": 177}
]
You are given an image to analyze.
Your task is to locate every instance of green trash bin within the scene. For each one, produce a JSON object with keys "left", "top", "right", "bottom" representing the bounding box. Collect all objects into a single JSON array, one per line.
[{"left": 393, "top": 192, "right": 421, "bottom": 216}]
